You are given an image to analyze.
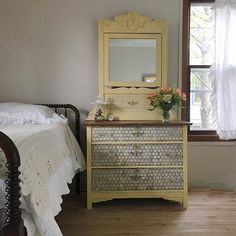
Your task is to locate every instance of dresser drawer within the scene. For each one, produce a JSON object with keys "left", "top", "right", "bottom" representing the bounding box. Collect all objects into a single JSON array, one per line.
[
  {"left": 92, "top": 143, "right": 183, "bottom": 167},
  {"left": 92, "top": 168, "right": 183, "bottom": 191},
  {"left": 92, "top": 125, "right": 183, "bottom": 142},
  {"left": 107, "top": 94, "right": 149, "bottom": 111}
]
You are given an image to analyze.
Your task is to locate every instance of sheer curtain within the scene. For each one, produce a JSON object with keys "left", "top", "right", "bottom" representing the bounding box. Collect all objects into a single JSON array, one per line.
[{"left": 212, "top": 0, "right": 236, "bottom": 139}]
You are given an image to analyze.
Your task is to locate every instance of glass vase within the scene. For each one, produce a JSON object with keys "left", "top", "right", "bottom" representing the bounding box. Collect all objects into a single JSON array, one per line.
[{"left": 162, "top": 109, "right": 170, "bottom": 122}]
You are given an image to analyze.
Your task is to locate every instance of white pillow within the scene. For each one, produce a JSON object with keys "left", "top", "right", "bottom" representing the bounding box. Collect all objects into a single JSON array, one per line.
[{"left": 0, "top": 103, "right": 67, "bottom": 125}]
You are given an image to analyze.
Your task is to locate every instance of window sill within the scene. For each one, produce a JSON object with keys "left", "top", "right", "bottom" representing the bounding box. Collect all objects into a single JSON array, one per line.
[
  {"left": 189, "top": 134, "right": 220, "bottom": 141},
  {"left": 189, "top": 141, "right": 236, "bottom": 146},
  {"left": 188, "top": 130, "right": 218, "bottom": 141},
  {"left": 189, "top": 132, "right": 236, "bottom": 142}
]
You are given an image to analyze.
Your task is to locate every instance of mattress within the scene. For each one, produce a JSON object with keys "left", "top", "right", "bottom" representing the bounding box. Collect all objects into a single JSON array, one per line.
[{"left": 0, "top": 123, "right": 86, "bottom": 236}]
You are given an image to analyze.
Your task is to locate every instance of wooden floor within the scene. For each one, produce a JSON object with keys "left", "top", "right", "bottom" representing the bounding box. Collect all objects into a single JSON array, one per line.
[{"left": 56, "top": 189, "right": 236, "bottom": 236}]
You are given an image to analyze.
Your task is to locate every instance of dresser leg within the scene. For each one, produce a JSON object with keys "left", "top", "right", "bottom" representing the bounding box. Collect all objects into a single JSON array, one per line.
[
  {"left": 87, "top": 201, "right": 92, "bottom": 209},
  {"left": 182, "top": 199, "right": 188, "bottom": 209},
  {"left": 87, "top": 192, "right": 92, "bottom": 209}
]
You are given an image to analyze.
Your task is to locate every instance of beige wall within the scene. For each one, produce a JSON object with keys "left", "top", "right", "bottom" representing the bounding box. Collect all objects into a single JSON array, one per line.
[
  {"left": 0, "top": 0, "right": 235, "bottom": 190},
  {"left": 0, "top": 0, "right": 180, "bottom": 110},
  {"left": 0, "top": 0, "right": 180, "bottom": 146},
  {"left": 189, "top": 142, "right": 236, "bottom": 191}
]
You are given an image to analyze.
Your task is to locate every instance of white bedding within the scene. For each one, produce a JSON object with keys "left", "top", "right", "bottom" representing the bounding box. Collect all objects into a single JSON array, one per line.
[{"left": 0, "top": 123, "right": 86, "bottom": 236}]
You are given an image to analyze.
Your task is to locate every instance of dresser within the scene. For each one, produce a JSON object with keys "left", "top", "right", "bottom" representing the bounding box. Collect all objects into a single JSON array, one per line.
[
  {"left": 87, "top": 12, "right": 190, "bottom": 209},
  {"left": 85, "top": 120, "right": 189, "bottom": 209}
]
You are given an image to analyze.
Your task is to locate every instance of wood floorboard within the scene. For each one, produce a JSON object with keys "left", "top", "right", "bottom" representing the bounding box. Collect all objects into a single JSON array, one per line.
[{"left": 56, "top": 189, "right": 236, "bottom": 236}]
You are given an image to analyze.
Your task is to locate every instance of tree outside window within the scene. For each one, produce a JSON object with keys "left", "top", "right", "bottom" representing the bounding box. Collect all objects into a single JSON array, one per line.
[{"left": 189, "top": 2, "right": 215, "bottom": 130}]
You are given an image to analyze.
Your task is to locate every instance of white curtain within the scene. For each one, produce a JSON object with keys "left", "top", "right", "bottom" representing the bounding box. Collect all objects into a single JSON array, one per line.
[{"left": 212, "top": 0, "right": 236, "bottom": 139}]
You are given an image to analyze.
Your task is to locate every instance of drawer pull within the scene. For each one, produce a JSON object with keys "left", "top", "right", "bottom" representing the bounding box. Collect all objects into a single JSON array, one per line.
[
  {"left": 131, "top": 128, "right": 144, "bottom": 137},
  {"left": 130, "top": 144, "right": 143, "bottom": 157},
  {"left": 133, "top": 144, "right": 140, "bottom": 149},
  {"left": 165, "top": 153, "right": 175, "bottom": 158},
  {"left": 130, "top": 170, "right": 142, "bottom": 181},
  {"left": 130, "top": 150, "right": 143, "bottom": 157},
  {"left": 128, "top": 100, "right": 138, "bottom": 106}
]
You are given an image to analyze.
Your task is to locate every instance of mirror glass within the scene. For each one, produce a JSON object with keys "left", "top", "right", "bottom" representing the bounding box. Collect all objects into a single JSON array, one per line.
[{"left": 109, "top": 39, "right": 156, "bottom": 83}]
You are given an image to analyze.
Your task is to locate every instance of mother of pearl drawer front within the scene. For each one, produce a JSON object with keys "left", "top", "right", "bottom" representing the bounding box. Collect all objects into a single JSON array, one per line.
[
  {"left": 92, "top": 126, "right": 183, "bottom": 142},
  {"left": 92, "top": 143, "right": 183, "bottom": 166},
  {"left": 92, "top": 168, "right": 183, "bottom": 191}
]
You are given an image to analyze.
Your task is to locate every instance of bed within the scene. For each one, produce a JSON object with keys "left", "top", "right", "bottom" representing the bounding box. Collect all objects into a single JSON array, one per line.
[{"left": 0, "top": 103, "right": 86, "bottom": 236}]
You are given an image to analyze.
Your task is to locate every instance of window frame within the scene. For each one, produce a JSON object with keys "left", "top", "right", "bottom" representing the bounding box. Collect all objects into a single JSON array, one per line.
[{"left": 182, "top": 0, "right": 219, "bottom": 141}]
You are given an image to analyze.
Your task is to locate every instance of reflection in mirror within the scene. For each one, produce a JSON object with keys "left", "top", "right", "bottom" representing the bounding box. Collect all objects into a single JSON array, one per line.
[{"left": 109, "top": 39, "right": 156, "bottom": 83}]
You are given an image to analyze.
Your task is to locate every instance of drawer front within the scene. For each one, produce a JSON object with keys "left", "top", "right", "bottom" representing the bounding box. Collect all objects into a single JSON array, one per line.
[
  {"left": 92, "top": 126, "right": 183, "bottom": 142},
  {"left": 107, "top": 94, "right": 150, "bottom": 111},
  {"left": 92, "top": 168, "right": 183, "bottom": 191},
  {"left": 92, "top": 143, "right": 183, "bottom": 166}
]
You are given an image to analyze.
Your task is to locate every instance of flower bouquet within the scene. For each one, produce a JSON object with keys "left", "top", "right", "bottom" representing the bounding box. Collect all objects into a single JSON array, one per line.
[{"left": 147, "top": 87, "right": 186, "bottom": 122}]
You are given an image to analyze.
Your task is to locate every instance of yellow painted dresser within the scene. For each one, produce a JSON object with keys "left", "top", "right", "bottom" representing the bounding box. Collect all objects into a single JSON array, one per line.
[{"left": 85, "top": 120, "right": 190, "bottom": 209}]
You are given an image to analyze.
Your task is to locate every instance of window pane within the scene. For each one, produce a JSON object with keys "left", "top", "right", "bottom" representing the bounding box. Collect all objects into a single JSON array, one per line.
[
  {"left": 190, "top": 68, "right": 215, "bottom": 130},
  {"left": 190, "top": 3, "right": 215, "bottom": 65}
]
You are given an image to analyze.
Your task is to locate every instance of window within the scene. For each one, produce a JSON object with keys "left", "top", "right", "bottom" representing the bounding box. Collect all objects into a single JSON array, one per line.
[{"left": 182, "top": 0, "right": 218, "bottom": 141}]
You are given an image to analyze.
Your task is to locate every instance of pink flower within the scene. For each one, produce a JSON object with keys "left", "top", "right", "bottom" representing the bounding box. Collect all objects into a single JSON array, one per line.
[
  {"left": 147, "top": 87, "right": 186, "bottom": 111},
  {"left": 175, "top": 88, "right": 181, "bottom": 96},
  {"left": 147, "top": 92, "right": 156, "bottom": 99},
  {"left": 160, "top": 86, "right": 168, "bottom": 93}
]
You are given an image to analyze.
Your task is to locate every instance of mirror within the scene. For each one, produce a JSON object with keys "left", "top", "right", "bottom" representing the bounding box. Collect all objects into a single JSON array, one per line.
[
  {"left": 98, "top": 12, "right": 168, "bottom": 96},
  {"left": 104, "top": 33, "right": 162, "bottom": 87},
  {"left": 109, "top": 39, "right": 156, "bottom": 83}
]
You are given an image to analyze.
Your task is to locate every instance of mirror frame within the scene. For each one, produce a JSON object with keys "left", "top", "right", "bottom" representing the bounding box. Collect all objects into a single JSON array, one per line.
[{"left": 98, "top": 12, "right": 168, "bottom": 97}]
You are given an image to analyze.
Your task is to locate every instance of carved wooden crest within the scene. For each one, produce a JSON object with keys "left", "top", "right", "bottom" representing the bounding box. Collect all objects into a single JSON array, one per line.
[
  {"left": 103, "top": 12, "right": 162, "bottom": 32},
  {"left": 114, "top": 12, "right": 152, "bottom": 31}
]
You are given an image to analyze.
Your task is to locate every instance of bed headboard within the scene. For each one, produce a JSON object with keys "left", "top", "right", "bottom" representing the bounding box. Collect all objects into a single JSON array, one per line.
[{"left": 39, "top": 104, "right": 81, "bottom": 144}]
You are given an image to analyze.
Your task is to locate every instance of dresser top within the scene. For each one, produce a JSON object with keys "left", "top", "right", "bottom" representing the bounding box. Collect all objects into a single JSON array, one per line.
[{"left": 84, "top": 120, "right": 192, "bottom": 126}]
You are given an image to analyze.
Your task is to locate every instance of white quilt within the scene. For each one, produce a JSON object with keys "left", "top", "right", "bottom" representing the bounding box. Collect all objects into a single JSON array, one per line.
[{"left": 0, "top": 123, "right": 86, "bottom": 235}]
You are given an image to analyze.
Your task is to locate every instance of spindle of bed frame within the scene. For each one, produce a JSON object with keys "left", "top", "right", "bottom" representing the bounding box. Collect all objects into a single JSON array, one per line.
[{"left": 0, "top": 131, "right": 26, "bottom": 236}]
